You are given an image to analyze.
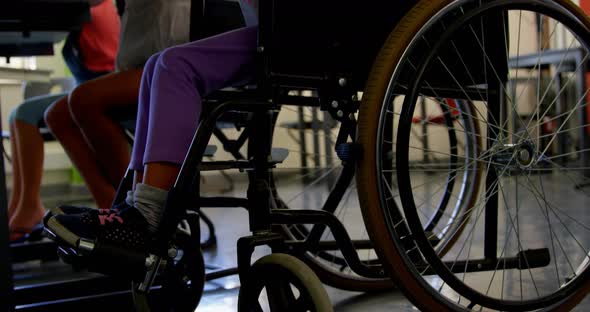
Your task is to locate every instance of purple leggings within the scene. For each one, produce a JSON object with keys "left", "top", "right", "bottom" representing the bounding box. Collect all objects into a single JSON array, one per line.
[{"left": 129, "top": 26, "right": 258, "bottom": 170}]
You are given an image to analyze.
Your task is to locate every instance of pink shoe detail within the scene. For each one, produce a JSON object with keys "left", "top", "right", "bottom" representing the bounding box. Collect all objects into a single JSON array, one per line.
[{"left": 99, "top": 213, "right": 124, "bottom": 225}]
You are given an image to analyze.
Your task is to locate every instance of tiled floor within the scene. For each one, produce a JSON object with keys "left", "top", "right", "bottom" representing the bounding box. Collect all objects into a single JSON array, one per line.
[
  {"left": 195, "top": 206, "right": 418, "bottom": 312},
  {"left": 9, "top": 169, "right": 590, "bottom": 311}
]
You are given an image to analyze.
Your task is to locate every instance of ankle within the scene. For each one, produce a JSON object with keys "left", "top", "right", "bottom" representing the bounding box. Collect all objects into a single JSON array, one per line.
[
  {"left": 133, "top": 183, "right": 168, "bottom": 233},
  {"left": 9, "top": 209, "right": 44, "bottom": 228}
]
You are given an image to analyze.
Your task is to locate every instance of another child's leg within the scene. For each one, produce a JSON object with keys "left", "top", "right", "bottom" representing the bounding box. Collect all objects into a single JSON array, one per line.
[
  {"left": 9, "top": 120, "right": 46, "bottom": 240},
  {"left": 8, "top": 94, "right": 66, "bottom": 240},
  {"left": 8, "top": 122, "right": 22, "bottom": 219},
  {"left": 68, "top": 70, "right": 142, "bottom": 188},
  {"left": 9, "top": 94, "right": 64, "bottom": 240},
  {"left": 45, "top": 97, "right": 117, "bottom": 208}
]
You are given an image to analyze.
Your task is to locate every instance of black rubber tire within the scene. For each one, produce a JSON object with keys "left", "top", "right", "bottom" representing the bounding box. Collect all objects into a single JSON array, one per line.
[{"left": 238, "top": 253, "right": 333, "bottom": 312}]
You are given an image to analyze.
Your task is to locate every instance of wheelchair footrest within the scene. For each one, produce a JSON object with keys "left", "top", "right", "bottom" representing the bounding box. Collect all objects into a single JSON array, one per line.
[
  {"left": 46, "top": 227, "right": 148, "bottom": 281},
  {"left": 57, "top": 246, "right": 84, "bottom": 264},
  {"left": 82, "top": 240, "right": 148, "bottom": 281}
]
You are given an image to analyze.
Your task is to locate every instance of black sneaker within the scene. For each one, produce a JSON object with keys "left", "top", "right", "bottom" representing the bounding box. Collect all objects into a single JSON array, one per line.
[
  {"left": 44, "top": 201, "right": 132, "bottom": 226},
  {"left": 45, "top": 206, "right": 149, "bottom": 251},
  {"left": 49, "top": 205, "right": 96, "bottom": 216}
]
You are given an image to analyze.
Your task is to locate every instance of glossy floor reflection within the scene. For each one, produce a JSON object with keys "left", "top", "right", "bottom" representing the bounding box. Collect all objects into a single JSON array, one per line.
[
  {"left": 195, "top": 169, "right": 590, "bottom": 311},
  {"left": 196, "top": 205, "right": 416, "bottom": 312},
  {"left": 10, "top": 171, "right": 590, "bottom": 311},
  {"left": 196, "top": 202, "right": 590, "bottom": 311}
]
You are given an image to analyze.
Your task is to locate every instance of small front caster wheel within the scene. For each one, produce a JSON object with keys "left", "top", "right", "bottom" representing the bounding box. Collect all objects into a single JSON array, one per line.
[{"left": 238, "top": 253, "right": 333, "bottom": 312}]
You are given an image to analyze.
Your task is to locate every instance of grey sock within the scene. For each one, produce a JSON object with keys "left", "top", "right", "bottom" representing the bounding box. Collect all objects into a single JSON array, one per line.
[
  {"left": 125, "top": 190, "right": 134, "bottom": 206},
  {"left": 134, "top": 183, "right": 168, "bottom": 233}
]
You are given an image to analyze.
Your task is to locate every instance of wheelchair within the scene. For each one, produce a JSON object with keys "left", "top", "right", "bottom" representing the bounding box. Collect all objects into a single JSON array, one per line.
[{"left": 47, "top": 0, "right": 590, "bottom": 311}]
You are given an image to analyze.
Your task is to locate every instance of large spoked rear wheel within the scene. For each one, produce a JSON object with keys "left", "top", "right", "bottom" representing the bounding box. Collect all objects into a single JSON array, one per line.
[{"left": 359, "top": 0, "right": 590, "bottom": 310}]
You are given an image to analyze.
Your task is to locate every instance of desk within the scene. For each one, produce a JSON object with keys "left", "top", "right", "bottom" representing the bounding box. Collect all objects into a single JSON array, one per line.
[
  {"left": 0, "top": 67, "right": 53, "bottom": 83},
  {"left": 1, "top": 0, "right": 89, "bottom": 57},
  {"left": 0, "top": 2, "right": 89, "bottom": 311}
]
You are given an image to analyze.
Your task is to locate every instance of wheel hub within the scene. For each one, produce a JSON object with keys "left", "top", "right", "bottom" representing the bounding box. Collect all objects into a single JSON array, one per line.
[{"left": 491, "top": 141, "right": 537, "bottom": 172}]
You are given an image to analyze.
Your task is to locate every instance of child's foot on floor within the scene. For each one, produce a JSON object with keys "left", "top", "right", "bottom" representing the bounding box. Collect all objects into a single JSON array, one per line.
[
  {"left": 9, "top": 205, "right": 45, "bottom": 243},
  {"left": 9, "top": 223, "right": 44, "bottom": 243}
]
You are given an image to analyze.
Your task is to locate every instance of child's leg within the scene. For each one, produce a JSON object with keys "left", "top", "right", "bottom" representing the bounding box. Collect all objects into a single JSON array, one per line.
[
  {"left": 47, "top": 26, "right": 258, "bottom": 248},
  {"left": 143, "top": 26, "right": 258, "bottom": 170},
  {"left": 8, "top": 122, "right": 22, "bottom": 219},
  {"left": 10, "top": 120, "right": 46, "bottom": 226},
  {"left": 9, "top": 120, "right": 46, "bottom": 241},
  {"left": 8, "top": 94, "right": 66, "bottom": 240},
  {"left": 129, "top": 53, "right": 161, "bottom": 173}
]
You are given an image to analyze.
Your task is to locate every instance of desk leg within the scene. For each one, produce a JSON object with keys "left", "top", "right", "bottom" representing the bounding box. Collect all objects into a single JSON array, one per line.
[{"left": 0, "top": 98, "right": 14, "bottom": 311}]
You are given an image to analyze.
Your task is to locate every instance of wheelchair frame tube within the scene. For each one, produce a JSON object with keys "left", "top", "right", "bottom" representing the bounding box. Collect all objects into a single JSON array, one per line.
[{"left": 154, "top": 100, "right": 274, "bottom": 253}]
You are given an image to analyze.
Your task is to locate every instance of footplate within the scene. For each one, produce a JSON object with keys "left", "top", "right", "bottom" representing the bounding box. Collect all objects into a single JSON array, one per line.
[{"left": 44, "top": 227, "right": 148, "bottom": 281}]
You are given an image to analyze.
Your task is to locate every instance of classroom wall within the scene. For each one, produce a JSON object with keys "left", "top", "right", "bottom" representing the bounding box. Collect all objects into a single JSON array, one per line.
[{"left": 35, "top": 40, "right": 68, "bottom": 79}]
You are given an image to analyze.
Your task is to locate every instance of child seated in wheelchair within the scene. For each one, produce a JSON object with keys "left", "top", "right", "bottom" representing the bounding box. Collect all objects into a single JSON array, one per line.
[{"left": 44, "top": 0, "right": 259, "bottom": 250}]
